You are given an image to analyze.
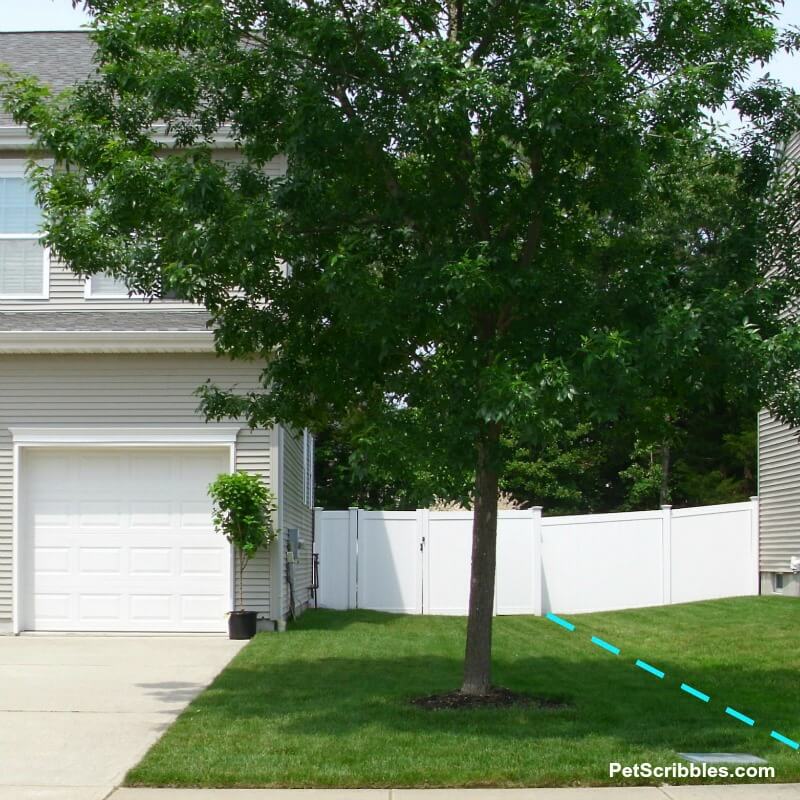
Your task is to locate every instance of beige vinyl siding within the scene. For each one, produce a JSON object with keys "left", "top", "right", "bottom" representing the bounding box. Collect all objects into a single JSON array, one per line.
[
  {"left": 758, "top": 409, "right": 800, "bottom": 572},
  {"left": 49, "top": 258, "right": 85, "bottom": 303},
  {"left": 281, "top": 426, "right": 313, "bottom": 615},
  {"left": 235, "top": 428, "right": 274, "bottom": 617},
  {"left": 785, "top": 132, "right": 800, "bottom": 176},
  {"left": 0, "top": 352, "right": 273, "bottom": 626}
]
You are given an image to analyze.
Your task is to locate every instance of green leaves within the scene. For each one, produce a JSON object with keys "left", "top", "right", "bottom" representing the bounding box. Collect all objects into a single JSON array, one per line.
[
  {"left": 208, "top": 471, "right": 276, "bottom": 611},
  {"left": 2, "top": 0, "right": 799, "bottom": 506}
]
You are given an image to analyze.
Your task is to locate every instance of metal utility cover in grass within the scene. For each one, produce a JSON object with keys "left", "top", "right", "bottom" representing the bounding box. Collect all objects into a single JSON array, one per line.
[{"left": 679, "top": 752, "right": 769, "bottom": 765}]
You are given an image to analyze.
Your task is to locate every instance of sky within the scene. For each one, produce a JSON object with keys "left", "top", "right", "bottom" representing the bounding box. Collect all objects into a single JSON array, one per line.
[{"left": 0, "top": 0, "right": 798, "bottom": 119}]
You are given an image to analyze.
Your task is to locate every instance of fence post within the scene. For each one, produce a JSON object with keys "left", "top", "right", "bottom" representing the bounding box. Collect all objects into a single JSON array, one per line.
[
  {"left": 313, "top": 507, "right": 323, "bottom": 555},
  {"left": 750, "top": 496, "right": 760, "bottom": 596},
  {"left": 531, "top": 506, "right": 543, "bottom": 616},
  {"left": 417, "top": 508, "right": 429, "bottom": 614},
  {"left": 313, "top": 506, "right": 323, "bottom": 606},
  {"left": 661, "top": 504, "right": 672, "bottom": 605},
  {"left": 348, "top": 507, "right": 359, "bottom": 609}
]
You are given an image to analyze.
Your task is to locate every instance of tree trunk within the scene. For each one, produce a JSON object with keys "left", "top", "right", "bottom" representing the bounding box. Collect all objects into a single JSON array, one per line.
[
  {"left": 461, "top": 424, "right": 500, "bottom": 696},
  {"left": 660, "top": 442, "right": 671, "bottom": 506}
]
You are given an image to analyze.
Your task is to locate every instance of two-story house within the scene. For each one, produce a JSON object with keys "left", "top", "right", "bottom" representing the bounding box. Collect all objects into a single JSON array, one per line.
[{"left": 0, "top": 31, "right": 313, "bottom": 634}]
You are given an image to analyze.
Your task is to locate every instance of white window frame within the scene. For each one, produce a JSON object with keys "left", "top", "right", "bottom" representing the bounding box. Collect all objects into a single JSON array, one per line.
[
  {"left": 303, "top": 429, "right": 314, "bottom": 507},
  {"left": 84, "top": 274, "right": 133, "bottom": 299},
  {"left": 0, "top": 160, "right": 50, "bottom": 301}
]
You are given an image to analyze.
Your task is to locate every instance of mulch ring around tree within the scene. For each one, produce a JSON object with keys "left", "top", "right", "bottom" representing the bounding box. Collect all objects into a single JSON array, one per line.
[{"left": 410, "top": 686, "right": 572, "bottom": 711}]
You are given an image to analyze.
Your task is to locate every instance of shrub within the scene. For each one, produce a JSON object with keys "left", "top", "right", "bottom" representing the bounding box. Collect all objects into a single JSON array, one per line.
[{"left": 209, "top": 471, "right": 277, "bottom": 612}]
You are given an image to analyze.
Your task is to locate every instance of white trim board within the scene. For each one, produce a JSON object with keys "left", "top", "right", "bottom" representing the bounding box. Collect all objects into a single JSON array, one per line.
[{"left": 9, "top": 426, "right": 240, "bottom": 446}]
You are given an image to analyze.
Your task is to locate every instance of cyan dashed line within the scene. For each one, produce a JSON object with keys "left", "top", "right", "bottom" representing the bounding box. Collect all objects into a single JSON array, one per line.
[
  {"left": 771, "top": 731, "right": 800, "bottom": 750},
  {"left": 591, "top": 636, "right": 620, "bottom": 655},
  {"left": 545, "top": 612, "right": 575, "bottom": 632},
  {"left": 635, "top": 659, "right": 665, "bottom": 679},
  {"left": 543, "top": 610, "right": 797, "bottom": 754},
  {"left": 680, "top": 683, "right": 710, "bottom": 703},
  {"left": 726, "top": 707, "right": 755, "bottom": 727}
]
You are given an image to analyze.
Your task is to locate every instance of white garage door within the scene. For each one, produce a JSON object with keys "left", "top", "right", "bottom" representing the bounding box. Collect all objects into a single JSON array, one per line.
[{"left": 22, "top": 447, "right": 231, "bottom": 632}]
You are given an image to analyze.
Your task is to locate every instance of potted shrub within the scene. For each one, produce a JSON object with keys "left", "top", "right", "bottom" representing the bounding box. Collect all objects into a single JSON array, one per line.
[{"left": 209, "top": 471, "right": 277, "bottom": 639}]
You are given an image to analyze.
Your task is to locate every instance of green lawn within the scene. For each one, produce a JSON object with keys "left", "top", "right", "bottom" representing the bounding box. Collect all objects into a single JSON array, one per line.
[{"left": 127, "top": 597, "right": 800, "bottom": 788}]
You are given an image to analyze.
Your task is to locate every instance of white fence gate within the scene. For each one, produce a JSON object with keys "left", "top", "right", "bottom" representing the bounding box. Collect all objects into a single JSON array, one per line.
[{"left": 315, "top": 500, "right": 759, "bottom": 616}]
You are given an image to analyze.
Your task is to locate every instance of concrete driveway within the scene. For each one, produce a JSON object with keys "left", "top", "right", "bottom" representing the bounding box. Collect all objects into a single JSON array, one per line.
[{"left": 0, "top": 635, "right": 245, "bottom": 800}]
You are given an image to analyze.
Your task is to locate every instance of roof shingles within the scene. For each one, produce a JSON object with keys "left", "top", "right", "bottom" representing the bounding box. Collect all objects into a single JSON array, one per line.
[
  {"left": 0, "top": 31, "right": 95, "bottom": 126},
  {"left": 0, "top": 310, "right": 212, "bottom": 332}
]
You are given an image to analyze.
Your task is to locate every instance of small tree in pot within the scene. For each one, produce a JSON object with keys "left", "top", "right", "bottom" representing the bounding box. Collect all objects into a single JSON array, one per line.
[{"left": 209, "top": 471, "right": 276, "bottom": 639}]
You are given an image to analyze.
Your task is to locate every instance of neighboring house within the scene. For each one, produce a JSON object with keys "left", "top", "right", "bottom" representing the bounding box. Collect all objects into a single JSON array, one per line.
[
  {"left": 0, "top": 32, "right": 314, "bottom": 634},
  {"left": 758, "top": 133, "right": 800, "bottom": 599}
]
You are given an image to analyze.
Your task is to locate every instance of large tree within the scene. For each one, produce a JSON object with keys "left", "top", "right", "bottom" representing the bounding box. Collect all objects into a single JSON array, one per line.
[{"left": 4, "top": 0, "right": 800, "bottom": 696}]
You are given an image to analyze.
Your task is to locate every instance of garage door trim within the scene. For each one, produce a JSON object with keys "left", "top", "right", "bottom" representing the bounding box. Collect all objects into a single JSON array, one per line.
[{"left": 10, "top": 426, "right": 240, "bottom": 633}]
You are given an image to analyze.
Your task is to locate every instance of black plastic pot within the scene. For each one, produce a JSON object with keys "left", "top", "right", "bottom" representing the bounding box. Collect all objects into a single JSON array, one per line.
[{"left": 228, "top": 610, "right": 258, "bottom": 640}]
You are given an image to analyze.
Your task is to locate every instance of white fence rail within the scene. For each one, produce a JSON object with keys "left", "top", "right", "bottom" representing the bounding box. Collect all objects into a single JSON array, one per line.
[{"left": 315, "top": 499, "right": 759, "bottom": 616}]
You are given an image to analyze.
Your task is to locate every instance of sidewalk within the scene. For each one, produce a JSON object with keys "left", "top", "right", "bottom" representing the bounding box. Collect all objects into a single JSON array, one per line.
[{"left": 111, "top": 785, "right": 800, "bottom": 799}]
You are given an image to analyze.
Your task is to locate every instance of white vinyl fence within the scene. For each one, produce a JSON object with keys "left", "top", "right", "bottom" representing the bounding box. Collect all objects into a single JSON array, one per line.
[{"left": 315, "top": 500, "right": 759, "bottom": 616}]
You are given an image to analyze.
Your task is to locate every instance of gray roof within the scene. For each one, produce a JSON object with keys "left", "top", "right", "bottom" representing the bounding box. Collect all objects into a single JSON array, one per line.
[
  {"left": 0, "top": 32, "right": 96, "bottom": 126},
  {"left": 0, "top": 310, "right": 212, "bottom": 332}
]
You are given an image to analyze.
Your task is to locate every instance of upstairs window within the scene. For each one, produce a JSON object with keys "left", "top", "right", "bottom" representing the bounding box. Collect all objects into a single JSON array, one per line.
[
  {"left": 86, "top": 272, "right": 184, "bottom": 300},
  {"left": 0, "top": 172, "right": 48, "bottom": 299},
  {"left": 85, "top": 272, "right": 131, "bottom": 298}
]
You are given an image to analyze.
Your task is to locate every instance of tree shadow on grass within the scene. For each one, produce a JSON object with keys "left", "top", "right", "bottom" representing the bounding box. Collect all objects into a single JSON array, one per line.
[
  {"left": 288, "top": 608, "right": 420, "bottom": 631},
  {"left": 192, "top": 652, "right": 800, "bottom": 756}
]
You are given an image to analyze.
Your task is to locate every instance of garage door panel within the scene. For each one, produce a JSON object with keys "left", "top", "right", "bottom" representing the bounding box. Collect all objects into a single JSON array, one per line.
[
  {"left": 23, "top": 447, "right": 231, "bottom": 632},
  {"left": 130, "top": 593, "right": 172, "bottom": 621},
  {"left": 182, "top": 547, "right": 226, "bottom": 575},
  {"left": 79, "top": 593, "right": 122, "bottom": 621},
  {"left": 79, "top": 547, "right": 121, "bottom": 574},
  {"left": 77, "top": 501, "right": 125, "bottom": 529},
  {"left": 34, "top": 593, "right": 72, "bottom": 623},
  {"left": 77, "top": 449, "right": 124, "bottom": 474},
  {"left": 29, "top": 451, "right": 73, "bottom": 491},
  {"left": 129, "top": 547, "right": 172, "bottom": 574},
  {"left": 34, "top": 546, "right": 71, "bottom": 574},
  {"left": 181, "top": 594, "right": 226, "bottom": 621},
  {"left": 130, "top": 501, "right": 172, "bottom": 527},
  {"left": 32, "top": 501, "right": 71, "bottom": 527}
]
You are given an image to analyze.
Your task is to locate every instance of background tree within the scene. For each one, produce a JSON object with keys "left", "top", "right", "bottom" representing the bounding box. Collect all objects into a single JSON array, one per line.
[
  {"left": 3, "top": 0, "right": 800, "bottom": 697},
  {"left": 314, "top": 423, "right": 435, "bottom": 509},
  {"left": 317, "top": 412, "right": 757, "bottom": 515}
]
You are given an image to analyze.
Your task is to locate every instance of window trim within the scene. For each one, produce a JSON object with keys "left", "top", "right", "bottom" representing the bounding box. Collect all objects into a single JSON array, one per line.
[
  {"left": 0, "top": 235, "right": 50, "bottom": 301},
  {"left": 0, "top": 161, "right": 50, "bottom": 301}
]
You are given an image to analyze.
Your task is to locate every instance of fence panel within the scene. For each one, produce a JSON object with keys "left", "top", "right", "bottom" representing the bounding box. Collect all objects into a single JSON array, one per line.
[
  {"left": 357, "top": 511, "right": 422, "bottom": 613},
  {"left": 316, "top": 509, "right": 355, "bottom": 609},
  {"left": 541, "top": 511, "right": 664, "bottom": 614},
  {"left": 670, "top": 502, "right": 755, "bottom": 604},
  {"left": 495, "top": 510, "right": 541, "bottom": 615},
  {"left": 425, "top": 512, "right": 473, "bottom": 614}
]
